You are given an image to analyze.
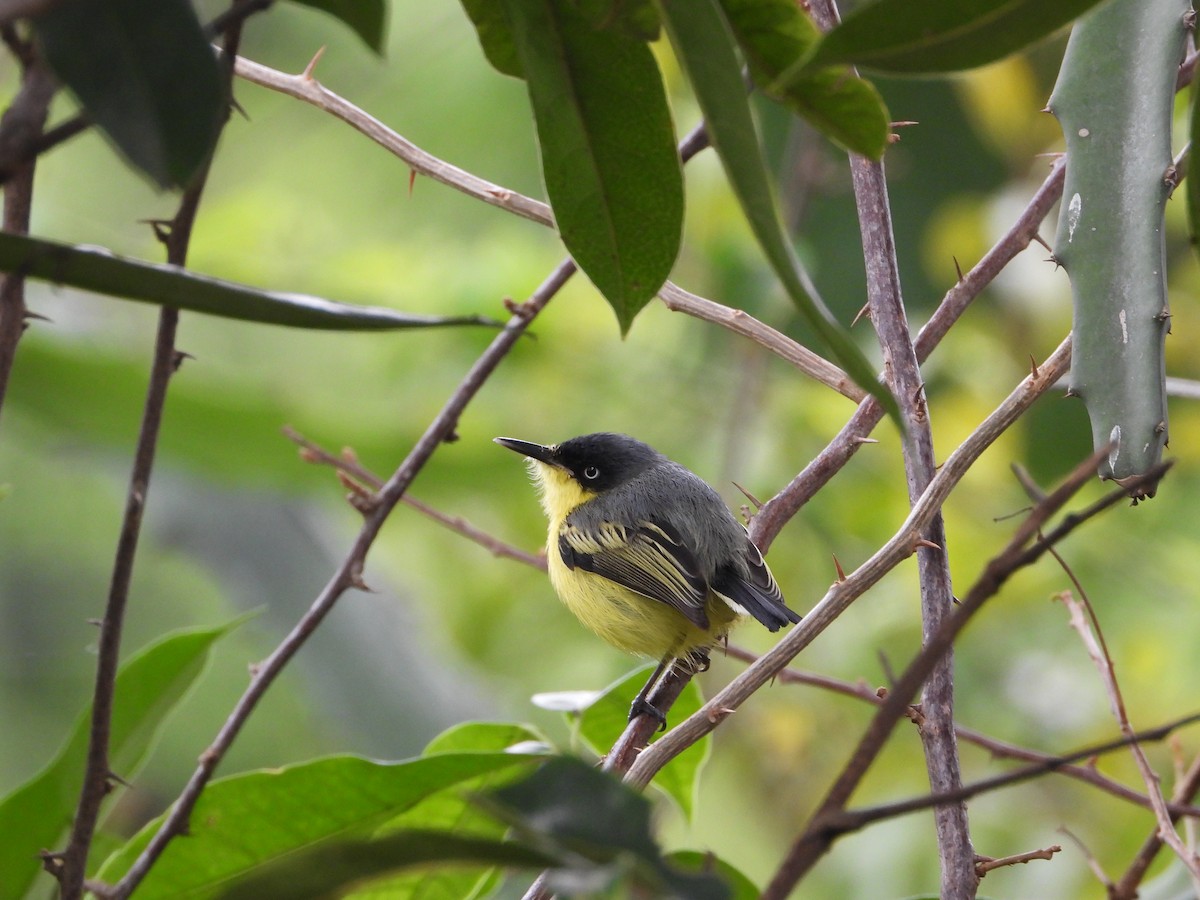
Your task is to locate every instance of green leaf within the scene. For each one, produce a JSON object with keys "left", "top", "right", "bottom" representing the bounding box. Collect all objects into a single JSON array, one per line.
[
  {"left": 485, "top": 757, "right": 730, "bottom": 899},
  {"left": 33, "top": 0, "right": 224, "bottom": 188},
  {"left": 718, "top": 0, "right": 889, "bottom": 159},
  {"left": 800, "top": 0, "right": 1112, "bottom": 75},
  {"left": 422, "top": 721, "right": 552, "bottom": 756},
  {"left": 576, "top": 667, "right": 710, "bottom": 820},
  {"left": 0, "top": 232, "right": 501, "bottom": 331},
  {"left": 0, "top": 621, "right": 241, "bottom": 900},
  {"left": 95, "top": 752, "right": 545, "bottom": 896},
  {"left": 460, "top": 0, "right": 523, "bottom": 77},
  {"left": 656, "top": 0, "right": 898, "bottom": 421},
  {"left": 502, "top": 0, "right": 683, "bottom": 333},
  {"left": 288, "top": 0, "right": 388, "bottom": 54},
  {"left": 670, "top": 850, "right": 760, "bottom": 900},
  {"left": 214, "top": 831, "right": 557, "bottom": 900}
]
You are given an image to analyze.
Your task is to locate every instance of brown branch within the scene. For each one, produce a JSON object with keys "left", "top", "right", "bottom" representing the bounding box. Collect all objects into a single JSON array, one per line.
[
  {"left": 0, "top": 30, "right": 54, "bottom": 426},
  {"left": 976, "top": 846, "right": 1062, "bottom": 877},
  {"left": 819, "top": 711, "right": 1200, "bottom": 836},
  {"left": 105, "top": 259, "right": 576, "bottom": 900},
  {"left": 760, "top": 455, "right": 1171, "bottom": 898},
  {"left": 281, "top": 426, "right": 546, "bottom": 570}
]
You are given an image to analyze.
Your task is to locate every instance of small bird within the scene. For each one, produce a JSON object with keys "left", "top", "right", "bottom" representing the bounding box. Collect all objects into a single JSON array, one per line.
[{"left": 495, "top": 432, "right": 801, "bottom": 722}]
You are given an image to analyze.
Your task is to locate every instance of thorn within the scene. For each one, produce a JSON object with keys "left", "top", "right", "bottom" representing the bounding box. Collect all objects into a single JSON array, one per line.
[
  {"left": 107, "top": 769, "right": 133, "bottom": 789},
  {"left": 1029, "top": 354, "right": 1040, "bottom": 379},
  {"left": 1030, "top": 232, "right": 1053, "bottom": 253},
  {"left": 849, "top": 436, "right": 879, "bottom": 446},
  {"left": 348, "top": 561, "right": 374, "bottom": 592},
  {"left": 1046, "top": 254, "right": 1063, "bottom": 270},
  {"left": 338, "top": 471, "right": 377, "bottom": 513},
  {"left": 302, "top": 46, "right": 327, "bottom": 81},
  {"left": 171, "top": 350, "right": 194, "bottom": 372},
  {"left": 1010, "top": 462, "right": 1047, "bottom": 503},
  {"left": 1040, "top": 104, "right": 1053, "bottom": 114},
  {"left": 952, "top": 255, "right": 964, "bottom": 284},
  {"left": 832, "top": 554, "right": 847, "bottom": 583},
  {"left": 889, "top": 120, "right": 919, "bottom": 129},
  {"left": 1064, "top": 387, "right": 1080, "bottom": 399},
  {"left": 229, "top": 95, "right": 250, "bottom": 121},
  {"left": 850, "top": 301, "right": 871, "bottom": 328},
  {"left": 1155, "top": 420, "right": 1167, "bottom": 435},
  {"left": 86, "top": 617, "right": 103, "bottom": 627},
  {"left": 1164, "top": 164, "right": 1180, "bottom": 190},
  {"left": 913, "top": 537, "right": 942, "bottom": 552},
  {"left": 23, "top": 309, "right": 51, "bottom": 322},
  {"left": 408, "top": 168, "right": 416, "bottom": 196},
  {"left": 142, "top": 218, "right": 172, "bottom": 245},
  {"left": 705, "top": 706, "right": 736, "bottom": 724},
  {"left": 732, "top": 480, "right": 764, "bottom": 510}
]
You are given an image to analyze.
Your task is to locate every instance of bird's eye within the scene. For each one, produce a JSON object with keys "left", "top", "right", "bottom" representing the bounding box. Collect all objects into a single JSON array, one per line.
[{"left": 583, "top": 466, "right": 600, "bottom": 480}]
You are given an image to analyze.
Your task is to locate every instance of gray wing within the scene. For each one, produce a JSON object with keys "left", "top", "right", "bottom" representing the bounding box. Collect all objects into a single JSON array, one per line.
[{"left": 557, "top": 517, "right": 710, "bottom": 629}]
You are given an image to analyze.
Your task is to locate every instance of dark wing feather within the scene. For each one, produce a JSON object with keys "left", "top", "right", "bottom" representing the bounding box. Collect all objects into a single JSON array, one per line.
[
  {"left": 710, "top": 529, "right": 800, "bottom": 631},
  {"left": 558, "top": 517, "right": 710, "bottom": 629}
]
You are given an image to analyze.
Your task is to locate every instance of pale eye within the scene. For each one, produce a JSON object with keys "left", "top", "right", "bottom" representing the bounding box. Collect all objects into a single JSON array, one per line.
[{"left": 583, "top": 466, "right": 600, "bottom": 480}]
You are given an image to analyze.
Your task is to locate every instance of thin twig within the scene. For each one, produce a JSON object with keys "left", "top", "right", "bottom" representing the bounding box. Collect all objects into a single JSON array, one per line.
[
  {"left": 722, "top": 645, "right": 1200, "bottom": 820},
  {"left": 1113, "top": 751, "right": 1200, "bottom": 898},
  {"left": 282, "top": 426, "right": 546, "bottom": 570},
  {"left": 976, "top": 846, "right": 1061, "bottom": 877},
  {"left": 231, "top": 54, "right": 863, "bottom": 400},
  {"left": 106, "top": 260, "right": 575, "bottom": 900},
  {"left": 1054, "top": 571, "right": 1200, "bottom": 887}
]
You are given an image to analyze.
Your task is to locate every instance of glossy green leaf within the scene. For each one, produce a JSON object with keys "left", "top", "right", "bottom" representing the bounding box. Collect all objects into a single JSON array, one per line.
[
  {"left": 719, "top": 0, "right": 888, "bottom": 158},
  {"left": 800, "top": 0, "right": 1112, "bottom": 75},
  {"left": 33, "top": 0, "right": 224, "bottom": 188},
  {"left": 95, "top": 752, "right": 545, "bottom": 896},
  {"left": 0, "top": 232, "right": 501, "bottom": 331},
  {"left": 214, "top": 831, "right": 556, "bottom": 900},
  {"left": 459, "top": 0, "right": 523, "bottom": 77},
  {"left": 0, "top": 622, "right": 241, "bottom": 900},
  {"left": 288, "top": 0, "right": 388, "bottom": 53},
  {"left": 502, "top": 0, "right": 683, "bottom": 333},
  {"left": 486, "top": 757, "right": 730, "bottom": 899},
  {"left": 576, "top": 667, "right": 710, "bottom": 820},
  {"left": 656, "top": 0, "right": 898, "bottom": 421},
  {"left": 339, "top": 723, "right": 551, "bottom": 900}
]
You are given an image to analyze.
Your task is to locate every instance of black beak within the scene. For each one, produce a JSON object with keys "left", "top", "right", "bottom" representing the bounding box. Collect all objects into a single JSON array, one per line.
[{"left": 494, "top": 436, "right": 559, "bottom": 467}]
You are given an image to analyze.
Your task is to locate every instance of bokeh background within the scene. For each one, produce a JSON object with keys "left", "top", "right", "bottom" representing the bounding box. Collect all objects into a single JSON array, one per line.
[{"left": 2, "top": 3, "right": 1200, "bottom": 897}]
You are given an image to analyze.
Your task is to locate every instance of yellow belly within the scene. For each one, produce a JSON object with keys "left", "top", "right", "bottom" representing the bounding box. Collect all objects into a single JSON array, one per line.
[{"left": 546, "top": 526, "right": 740, "bottom": 659}]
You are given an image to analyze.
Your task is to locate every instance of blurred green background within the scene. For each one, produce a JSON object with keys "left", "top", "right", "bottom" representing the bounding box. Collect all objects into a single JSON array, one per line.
[{"left": 3, "top": 3, "right": 1200, "bottom": 897}]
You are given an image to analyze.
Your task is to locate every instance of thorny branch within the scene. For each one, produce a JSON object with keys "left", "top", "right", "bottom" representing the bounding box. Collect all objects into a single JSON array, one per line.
[{"left": 54, "top": 5, "right": 254, "bottom": 898}]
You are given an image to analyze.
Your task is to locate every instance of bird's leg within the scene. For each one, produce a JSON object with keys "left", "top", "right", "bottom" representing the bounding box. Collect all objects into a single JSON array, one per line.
[{"left": 629, "top": 657, "right": 672, "bottom": 730}]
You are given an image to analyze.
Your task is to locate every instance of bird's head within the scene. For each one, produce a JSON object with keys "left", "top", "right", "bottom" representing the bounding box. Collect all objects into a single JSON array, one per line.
[{"left": 495, "top": 432, "right": 663, "bottom": 516}]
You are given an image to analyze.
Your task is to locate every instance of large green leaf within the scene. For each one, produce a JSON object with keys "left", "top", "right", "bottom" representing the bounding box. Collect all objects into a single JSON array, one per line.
[
  {"left": 0, "top": 232, "right": 499, "bottom": 330},
  {"left": 94, "top": 752, "right": 545, "bottom": 897},
  {"left": 799, "top": 0, "right": 1112, "bottom": 75},
  {"left": 501, "top": 0, "right": 684, "bottom": 333},
  {"left": 656, "top": 0, "right": 897, "bottom": 420},
  {"left": 486, "top": 757, "right": 730, "bottom": 899},
  {"left": 576, "top": 667, "right": 710, "bottom": 820},
  {"left": 718, "top": 0, "right": 889, "bottom": 159},
  {"left": 288, "top": 0, "right": 388, "bottom": 54},
  {"left": 33, "top": 0, "right": 224, "bottom": 188},
  {"left": 0, "top": 622, "right": 241, "bottom": 900}
]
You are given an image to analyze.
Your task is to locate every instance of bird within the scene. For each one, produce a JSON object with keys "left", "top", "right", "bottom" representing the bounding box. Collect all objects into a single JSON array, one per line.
[{"left": 494, "top": 432, "right": 801, "bottom": 723}]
